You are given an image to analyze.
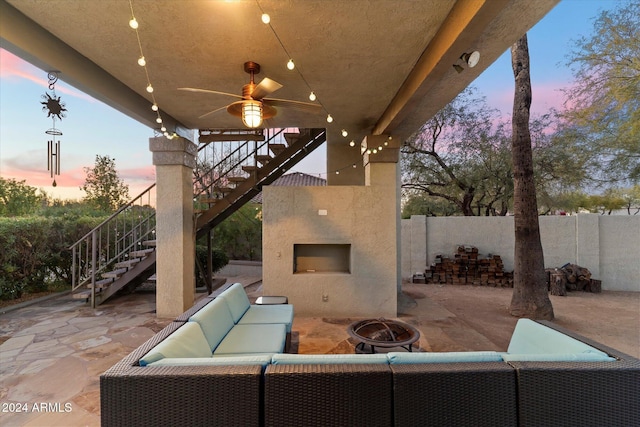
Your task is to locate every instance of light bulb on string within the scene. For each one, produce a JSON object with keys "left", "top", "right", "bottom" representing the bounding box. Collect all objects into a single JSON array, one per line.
[
  {"left": 309, "top": 91, "right": 316, "bottom": 101},
  {"left": 156, "top": 117, "right": 162, "bottom": 124},
  {"left": 341, "top": 129, "right": 348, "bottom": 137},
  {"left": 138, "top": 56, "right": 146, "bottom": 66},
  {"left": 129, "top": 18, "right": 139, "bottom": 29},
  {"left": 287, "top": 59, "right": 295, "bottom": 70},
  {"left": 151, "top": 104, "right": 158, "bottom": 111},
  {"left": 161, "top": 126, "right": 167, "bottom": 132},
  {"left": 146, "top": 84, "right": 154, "bottom": 93},
  {"left": 349, "top": 140, "right": 355, "bottom": 147},
  {"left": 261, "top": 13, "right": 270, "bottom": 24},
  {"left": 326, "top": 114, "right": 333, "bottom": 123}
]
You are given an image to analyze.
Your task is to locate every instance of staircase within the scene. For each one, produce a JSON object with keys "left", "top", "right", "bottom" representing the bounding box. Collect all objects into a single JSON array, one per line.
[{"left": 69, "top": 127, "right": 326, "bottom": 306}]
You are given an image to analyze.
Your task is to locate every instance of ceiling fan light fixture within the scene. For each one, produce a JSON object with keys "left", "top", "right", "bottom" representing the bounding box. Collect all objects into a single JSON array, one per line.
[{"left": 242, "top": 100, "right": 263, "bottom": 128}]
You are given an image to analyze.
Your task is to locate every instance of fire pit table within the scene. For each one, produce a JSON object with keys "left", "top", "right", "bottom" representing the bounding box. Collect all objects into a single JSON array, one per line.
[{"left": 347, "top": 318, "right": 421, "bottom": 353}]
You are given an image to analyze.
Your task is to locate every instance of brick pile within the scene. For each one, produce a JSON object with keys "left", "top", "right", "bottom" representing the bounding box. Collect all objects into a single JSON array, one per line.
[{"left": 425, "top": 245, "right": 513, "bottom": 287}]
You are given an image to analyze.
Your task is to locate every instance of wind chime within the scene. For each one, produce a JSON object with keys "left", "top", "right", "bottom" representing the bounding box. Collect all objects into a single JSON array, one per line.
[{"left": 41, "top": 71, "right": 67, "bottom": 186}]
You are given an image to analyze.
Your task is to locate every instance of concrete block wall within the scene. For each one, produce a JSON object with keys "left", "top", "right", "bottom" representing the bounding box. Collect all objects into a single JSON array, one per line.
[{"left": 402, "top": 214, "right": 639, "bottom": 292}]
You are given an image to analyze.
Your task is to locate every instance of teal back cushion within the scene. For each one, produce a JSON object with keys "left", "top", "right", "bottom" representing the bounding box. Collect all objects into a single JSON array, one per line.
[
  {"left": 189, "top": 298, "right": 235, "bottom": 351},
  {"left": 218, "top": 283, "right": 250, "bottom": 323},
  {"left": 139, "top": 322, "right": 212, "bottom": 366},
  {"left": 388, "top": 351, "right": 503, "bottom": 364},
  {"left": 508, "top": 319, "right": 609, "bottom": 356},
  {"left": 271, "top": 353, "right": 389, "bottom": 365}
]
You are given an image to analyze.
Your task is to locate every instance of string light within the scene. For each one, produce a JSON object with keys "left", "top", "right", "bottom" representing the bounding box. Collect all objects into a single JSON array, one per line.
[
  {"left": 261, "top": 13, "right": 270, "bottom": 24},
  {"left": 309, "top": 91, "right": 316, "bottom": 101},
  {"left": 128, "top": 0, "right": 173, "bottom": 138},
  {"left": 341, "top": 129, "right": 348, "bottom": 137},
  {"left": 286, "top": 59, "right": 295, "bottom": 70},
  {"left": 326, "top": 114, "right": 333, "bottom": 123},
  {"left": 349, "top": 140, "right": 355, "bottom": 147}
]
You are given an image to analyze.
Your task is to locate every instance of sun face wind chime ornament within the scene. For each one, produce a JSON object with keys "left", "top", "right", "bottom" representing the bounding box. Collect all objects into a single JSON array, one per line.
[{"left": 41, "top": 71, "right": 66, "bottom": 186}]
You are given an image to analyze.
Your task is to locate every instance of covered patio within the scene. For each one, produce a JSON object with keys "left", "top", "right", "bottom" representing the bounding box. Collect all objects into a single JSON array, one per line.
[
  {"left": 1, "top": 280, "right": 638, "bottom": 425},
  {"left": 1, "top": 0, "right": 560, "bottom": 318}
]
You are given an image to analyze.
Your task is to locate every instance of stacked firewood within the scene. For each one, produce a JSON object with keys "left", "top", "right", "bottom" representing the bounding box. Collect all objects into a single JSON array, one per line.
[
  {"left": 425, "top": 245, "right": 513, "bottom": 287},
  {"left": 546, "top": 264, "right": 601, "bottom": 296}
]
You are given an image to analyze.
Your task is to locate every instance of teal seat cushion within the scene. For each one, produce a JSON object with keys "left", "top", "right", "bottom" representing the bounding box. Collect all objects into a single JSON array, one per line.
[
  {"left": 502, "top": 353, "right": 616, "bottom": 362},
  {"left": 237, "top": 305, "right": 294, "bottom": 332},
  {"left": 272, "top": 353, "right": 389, "bottom": 365},
  {"left": 147, "top": 354, "right": 273, "bottom": 367},
  {"left": 388, "top": 351, "right": 503, "bottom": 364},
  {"left": 218, "top": 283, "right": 250, "bottom": 323},
  {"left": 214, "top": 323, "right": 286, "bottom": 355},
  {"left": 508, "top": 319, "right": 610, "bottom": 356},
  {"left": 188, "top": 298, "right": 235, "bottom": 351},
  {"left": 139, "top": 322, "right": 212, "bottom": 366}
]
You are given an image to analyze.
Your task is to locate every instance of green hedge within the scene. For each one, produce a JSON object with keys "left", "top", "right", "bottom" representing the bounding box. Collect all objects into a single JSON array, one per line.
[{"left": 0, "top": 216, "right": 106, "bottom": 300}]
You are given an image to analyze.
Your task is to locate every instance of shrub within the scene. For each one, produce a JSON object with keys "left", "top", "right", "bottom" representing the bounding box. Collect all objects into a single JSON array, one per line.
[{"left": 0, "top": 216, "right": 106, "bottom": 300}]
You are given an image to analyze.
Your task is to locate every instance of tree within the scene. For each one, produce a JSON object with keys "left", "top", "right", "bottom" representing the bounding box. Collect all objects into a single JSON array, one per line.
[
  {"left": 401, "top": 90, "right": 582, "bottom": 216},
  {"left": 509, "top": 34, "right": 554, "bottom": 320},
  {"left": 561, "top": 1, "right": 640, "bottom": 183},
  {"left": 0, "top": 178, "right": 43, "bottom": 216},
  {"left": 402, "top": 88, "right": 513, "bottom": 216},
  {"left": 81, "top": 155, "right": 129, "bottom": 211}
]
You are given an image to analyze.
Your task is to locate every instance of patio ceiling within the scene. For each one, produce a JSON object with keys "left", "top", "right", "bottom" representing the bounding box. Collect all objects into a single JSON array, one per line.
[{"left": 1, "top": 0, "right": 558, "bottom": 146}]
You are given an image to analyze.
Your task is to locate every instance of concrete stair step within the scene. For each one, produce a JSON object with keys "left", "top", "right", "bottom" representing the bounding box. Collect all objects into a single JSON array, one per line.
[
  {"left": 143, "top": 240, "right": 156, "bottom": 247},
  {"left": 213, "top": 186, "right": 233, "bottom": 194},
  {"left": 283, "top": 132, "right": 300, "bottom": 146},
  {"left": 129, "top": 248, "right": 155, "bottom": 258},
  {"left": 197, "top": 198, "right": 218, "bottom": 205},
  {"left": 102, "top": 268, "right": 128, "bottom": 279},
  {"left": 269, "top": 143, "right": 287, "bottom": 155},
  {"left": 87, "top": 278, "right": 113, "bottom": 289},
  {"left": 73, "top": 289, "right": 102, "bottom": 300},
  {"left": 242, "top": 165, "right": 259, "bottom": 174},
  {"left": 255, "top": 154, "right": 272, "bottom": 165},
  {"left": 227, "top": 176, "right": 247, "bottom": 185},
  {"left": 115, "top": 258, "right": 141, "bottom": 269}
]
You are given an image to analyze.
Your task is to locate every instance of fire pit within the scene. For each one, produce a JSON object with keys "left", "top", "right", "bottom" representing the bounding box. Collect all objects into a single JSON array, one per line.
[{"left": 347, "top": 318, "right": 420, "bottom": 353}]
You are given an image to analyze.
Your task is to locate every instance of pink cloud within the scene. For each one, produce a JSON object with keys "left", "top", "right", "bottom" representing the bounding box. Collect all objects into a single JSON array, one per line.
[{"left": 0, "top": 49, "right": 96, "bottom": 102}]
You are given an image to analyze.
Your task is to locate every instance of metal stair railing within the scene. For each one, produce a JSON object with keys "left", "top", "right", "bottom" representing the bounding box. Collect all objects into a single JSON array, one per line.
[
  {"left": 69, "top": 184, "right": 157, "bottom": 306},
  {"left": 193, "top": 128, "right": 295, "bottom": 203},
  {"left": 195, "top": 128, "right": 327, "bottom": 237}
]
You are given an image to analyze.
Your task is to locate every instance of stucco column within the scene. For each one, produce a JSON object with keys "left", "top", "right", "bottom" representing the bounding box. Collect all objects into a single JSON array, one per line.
[
  {"left": 149, "top": 136, "right": 196, "bottom": 318},
  {"left": 363, "top": 135, "right": 402, "bottom": 293}
]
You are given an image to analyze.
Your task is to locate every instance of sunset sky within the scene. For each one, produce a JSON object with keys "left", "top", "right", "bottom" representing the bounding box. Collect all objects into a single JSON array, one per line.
[{"left": 0, "top": 0, "right": 617, "bottom": 201}]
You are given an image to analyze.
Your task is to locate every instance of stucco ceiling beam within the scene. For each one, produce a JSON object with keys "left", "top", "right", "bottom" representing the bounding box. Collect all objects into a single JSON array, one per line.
[{"left": 372, "top": 0, "right": 510, "bottom": 136}]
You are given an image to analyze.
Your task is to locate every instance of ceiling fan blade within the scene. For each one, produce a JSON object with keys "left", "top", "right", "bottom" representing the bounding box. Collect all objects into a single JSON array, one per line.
[
  {"left": 198, "top": 105, "right": 230, "bottom": 119},
  {"left": 178, "top": 87, "right": 243, "bottom": 99},
  {"left": 251, "top": 78, "right": 283, "bottom": 100},
  {"left": 264, "top": 98, "right": 322, "bottom": 112}
]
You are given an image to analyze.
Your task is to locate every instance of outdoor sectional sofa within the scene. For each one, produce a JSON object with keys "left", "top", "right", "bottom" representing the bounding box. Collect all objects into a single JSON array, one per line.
[{"left": 101, "top": 285, "right": 640, "bottom": 427}]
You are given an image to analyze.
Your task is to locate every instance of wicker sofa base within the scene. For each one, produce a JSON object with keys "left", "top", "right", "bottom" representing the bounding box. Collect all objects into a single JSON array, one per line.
[{"left": 101, "top": 314, "right": 639, "bottom": 427}]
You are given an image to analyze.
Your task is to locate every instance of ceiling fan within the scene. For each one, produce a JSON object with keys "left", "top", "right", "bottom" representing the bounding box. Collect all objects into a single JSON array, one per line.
[{"left": 178, "top": 61, "right": 321, "bottom": 128}]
